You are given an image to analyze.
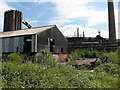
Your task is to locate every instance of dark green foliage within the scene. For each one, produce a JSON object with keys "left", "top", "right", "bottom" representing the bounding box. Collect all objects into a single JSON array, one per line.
[
  {"left": 117, "top": 48, "right": 120, "bottom": 63},
  {"left": 2, "top": 61, "right": 119, "bottom": 88},
  {"left": 100, "top": 50, "right": 118, "bottom": 64},
  {"left": 2, "top": 50, "right": 119, "bottom": 88},
  {"left": 94, "top": 63, "right": 120, "bottom": 75},
  {"left": 68, "top": 49, "right": 101, "bottom": 65},
  {"left": 69, "top": 49, "right": 101, "bottom": 59},
  {"left": 7, "top": 53, "right": 24, "bottom": 63}
]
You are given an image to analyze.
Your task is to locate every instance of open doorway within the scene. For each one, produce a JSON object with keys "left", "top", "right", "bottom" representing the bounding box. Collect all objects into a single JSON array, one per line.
[
  {"left": 49, "top": 38, "right": 55, "bottom": 53},
  {"left": 23, "top": 35, "right": 32, "bottom": 53}
]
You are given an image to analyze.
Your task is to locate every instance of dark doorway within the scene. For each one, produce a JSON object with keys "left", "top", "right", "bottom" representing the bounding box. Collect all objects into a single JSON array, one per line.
[
  {"left": 49, "top": 39, "right": 55, "bottom": 53},
  {"left": 61, "top": 48, "right": 63, "bottom": 53},
  {"left": 23, "top": 35, "right": 32, "bottom": 53}
]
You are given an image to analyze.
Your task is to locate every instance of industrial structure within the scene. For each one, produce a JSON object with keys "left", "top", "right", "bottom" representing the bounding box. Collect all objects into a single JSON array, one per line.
[
  {"left": 66, "top": 0, "right": 119, "bottom": 52},
  {"left": 0, "top": 10, "right": 68, "bottom": 56},
  {"left": 67, "top": 35, "right": 119, "bottom": 53},
  {"left": 108, "top": 0, "right": 116, "bottom": 41},
  {"left": 4, "top": 10, "right": 22, "bottom": 32},
  {"left": 0, "top": 0, "right": 119, "bottom": 56},
  {"left": 0, "top": 25, "right": 68, "bottom": 54}
]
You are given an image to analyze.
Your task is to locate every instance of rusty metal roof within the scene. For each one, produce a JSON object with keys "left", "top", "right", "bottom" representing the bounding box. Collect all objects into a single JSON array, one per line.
[{"left": 0, "top": 25, "right": 56, "bottom": 38}]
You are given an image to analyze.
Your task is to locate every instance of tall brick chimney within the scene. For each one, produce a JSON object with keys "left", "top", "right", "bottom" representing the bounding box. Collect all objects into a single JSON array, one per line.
[{"left": 108, "top": 0, "right": 116, "bottom": 41}]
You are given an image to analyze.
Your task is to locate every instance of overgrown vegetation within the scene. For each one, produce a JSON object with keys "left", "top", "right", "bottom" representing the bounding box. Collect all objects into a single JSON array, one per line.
[{"left": 1, "top": 49, "right": 120, "bottom": 88}]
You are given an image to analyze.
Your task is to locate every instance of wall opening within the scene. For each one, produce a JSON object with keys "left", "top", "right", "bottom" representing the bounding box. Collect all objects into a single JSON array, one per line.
[
  {"left": 61, "top": 48, "right": 63, "bottom": 53},
  {"left": 49, "top": 38, "right": 55, "bottom": 53},
  {"left": 23, "top": 35, "right": 32, "bottom": 53}
]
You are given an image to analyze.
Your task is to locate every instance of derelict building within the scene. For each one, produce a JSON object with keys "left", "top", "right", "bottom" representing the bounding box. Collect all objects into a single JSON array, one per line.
[
  {"left": 0, "top": 10, "right": 68, "bottom": 55},
  {"left": 0, "top": 25, "right": 68, "bottom": 54}
]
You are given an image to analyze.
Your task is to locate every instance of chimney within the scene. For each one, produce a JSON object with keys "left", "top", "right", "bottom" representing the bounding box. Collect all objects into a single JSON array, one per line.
[
  {"left": 4, "top": 10, "right": 23, "bottom": 32},
  {"left": 108, "top": 0, "right": 116, "bottom": 41},
  {"left": 77, "top": 28, "right": 79, "bottom": 37},
  {"left": 83, "top": 31, "right": 85, "bottom": 37}
]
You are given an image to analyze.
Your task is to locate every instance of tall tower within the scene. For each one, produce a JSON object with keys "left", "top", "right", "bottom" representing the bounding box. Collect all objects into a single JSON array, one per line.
[
  {"left": 4, "top": 10, "right": 22, "bottom": 32},
  {"left": 77, "top": 28, "right": 79, "bottom": 37},
  {"left": 108, "top": 0, "right": 116, "bottom": 41}
]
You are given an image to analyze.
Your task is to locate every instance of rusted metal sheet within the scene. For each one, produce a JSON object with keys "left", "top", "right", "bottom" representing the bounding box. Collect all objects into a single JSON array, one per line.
[
  {"left": 76, "top": 58, "right": 97, "bottom": 65},
  {"left": 58, "top": 54, "right": 68, "bottom": 62}
]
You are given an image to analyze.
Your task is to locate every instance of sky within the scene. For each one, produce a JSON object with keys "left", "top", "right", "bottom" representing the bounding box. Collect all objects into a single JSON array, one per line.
[{"left": 0, "top": 0, "right": 119, "bottom": 38}]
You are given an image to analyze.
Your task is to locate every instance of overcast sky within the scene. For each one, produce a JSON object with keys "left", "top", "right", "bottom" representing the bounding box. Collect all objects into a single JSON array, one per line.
[{"left": 0, "top": 0, "right": 119, "bottom": 38}]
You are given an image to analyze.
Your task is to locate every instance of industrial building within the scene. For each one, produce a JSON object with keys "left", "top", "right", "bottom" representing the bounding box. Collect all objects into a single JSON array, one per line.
[
  {"left": 66, "top": 0, "right": 120, "bottom": 52},
  {"left": 67, "top": 35, "right": 120, "bottom": 53},
  {"left": 0, "top": 10, "right": 68, "bottom": 55},
  {"left": 0, "top": 0, "right": 119, "bottom": 56},
  {"left": 0, "top": 25, "right": 68, "bottom": 54}
]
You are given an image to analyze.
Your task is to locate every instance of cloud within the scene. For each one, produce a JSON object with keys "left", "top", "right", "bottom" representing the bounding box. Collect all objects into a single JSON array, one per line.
[
  {"left": 49, "top": 0, "right": 94, "bottom": 22},
  {"left": 47, "top": 0, "right": 118, "bottom": 39},
  {"left": 1, "top": 0, "right": 119, "bottom": 2},
  {"left": 49, "top": 19, "right": 71, "bottom": 24},
  {"left": 58, "top": 22, "right": 118, "bottom": 39},
  {"left": 15, "top": 3, "right": 30, "bottom": 10},
  {"left": 0, "top": 1, "right": 14, "bottom": 32},
  {"left": 1, "top": 0, "right": 118, "bottom": 39},
  {"left": 47, "top": 0, "right": 118, "bottom": 26},
  {"left": 57, "top": 24, "right": 108, "bottom": 38},
  {"left": 29, "top": 20, "right": 40, "bottom": 25}
]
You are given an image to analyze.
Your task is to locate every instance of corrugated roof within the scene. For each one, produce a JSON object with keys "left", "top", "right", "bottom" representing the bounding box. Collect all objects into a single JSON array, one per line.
[{"left": 0, "top": 25, "right": 55, "bottom": 38}]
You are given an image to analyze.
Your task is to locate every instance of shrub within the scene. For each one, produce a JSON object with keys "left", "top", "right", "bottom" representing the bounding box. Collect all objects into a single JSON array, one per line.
[
  {"left": 100, "top": 50, "right": 118, "bottom": 64},
  {"left": 36, "top": 50, "right": 58, "bottom": 67},
  {"left": 107, "top": 51, "right": 118, "bottom": 63},
  {"left": 2, "top": 50, "right": 119, "bottom": 88},
  {"left": 7, "top": 53, "right": 24, "bottom": 63},
  {"left": 95, "top": 59, "right": 101, "bottom": 65},
  {"left": 94, "top": 63, "right": 120, "bottom": 75},
  {"left": 117, "top": 48, "right": 120, "bottom": 63},
  {"left": 68, "top": 49, "right": 101, "bottom": 66}
]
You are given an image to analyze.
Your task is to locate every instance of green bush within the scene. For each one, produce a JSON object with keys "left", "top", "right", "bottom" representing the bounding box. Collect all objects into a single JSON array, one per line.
[
  {"left": 36, "top": 50, "right": 58, "bottom": 67},
  {"left": 99, "top": 50, "right": 119, "bottom": 64},
  {"left": 108, "top": 52, "right": 118, "bottom": 63},
  {"left": 95, "top": 59, "right": 101, "bottom": 65},
  {"left": 1, "top": 61, "right": 104, "bottom": 88},
  {"left": 8, "top": 53, "right": 24, "bottom": 63},
  {"left": 2, "top": 50, "right": 119, "bottom": 88},
  {"left": 94, "top": 63, "right": 120, "bottom": 75},
  {"left": 117, "top": 48, "right": 120, "bottom": 62},
  {"left": 68, "top": 49, "right": 101, "bottom": 65}
]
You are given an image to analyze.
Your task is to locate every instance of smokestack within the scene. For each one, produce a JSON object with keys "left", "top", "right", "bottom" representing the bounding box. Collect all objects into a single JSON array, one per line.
[
  {"left": 83, "top": 31, "right": 85, "bottom": 37},
  {"left": 4, "top": 10, "right": 22, "bottom": 32},
  {"left": 77, "top": 28, "right": 79, "bottom": 37},
  {"left": 108, "top": 0, "right": 116, "bottom": 41}
]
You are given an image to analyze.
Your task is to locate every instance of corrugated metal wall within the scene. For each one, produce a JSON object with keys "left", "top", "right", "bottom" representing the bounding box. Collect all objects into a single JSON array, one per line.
[
  {"left": 1, "top": 27, "right": 67, "bottom": 54},
  {"left": 2, "top": 36, "right": 24, "bottom": 53},
  {"left": 32, "top": 35, "right": 36, "bottom": 52},
  {"left": 37, "top": 27, "right": 68, "bottom": 54},
  {"left": 2, "top": 34, "right": 36, "bottom": 53}
]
